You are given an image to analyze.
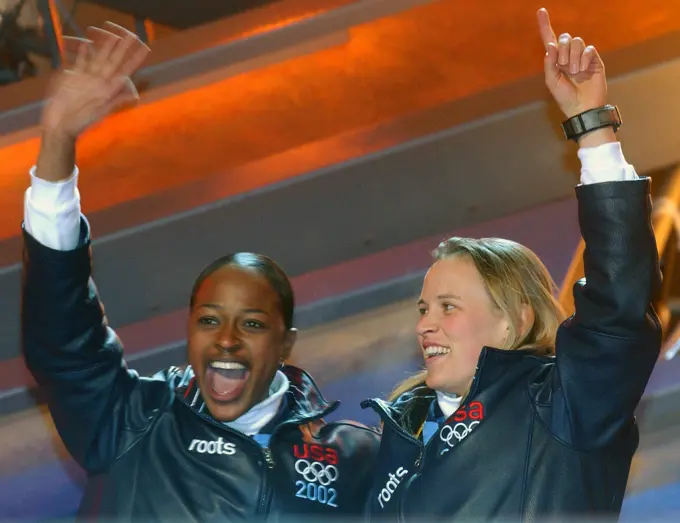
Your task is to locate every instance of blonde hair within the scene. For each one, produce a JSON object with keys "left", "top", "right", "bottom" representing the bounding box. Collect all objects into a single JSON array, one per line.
[{"left": 390, "top": 237, "right": 565, "bottom": 400}]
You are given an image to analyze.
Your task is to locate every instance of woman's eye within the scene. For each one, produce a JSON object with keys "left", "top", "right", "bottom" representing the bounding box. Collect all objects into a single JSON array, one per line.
[
  {"left": 199, "top": 317, "right": 218, "bottom": 325},
  {"left": 244, "top": 320, "right": 265, "bottom": 329},
  {"left": 418, "top": 308, "right": 427, "bottom": 316},
  {"left": 443, "top": 303, "right": 456, "bottom": 312}
]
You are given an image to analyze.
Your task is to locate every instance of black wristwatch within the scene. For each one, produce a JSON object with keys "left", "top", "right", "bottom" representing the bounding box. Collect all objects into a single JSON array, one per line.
[{"left": 561, "top": 105, "right": 622, "bottom": 141}]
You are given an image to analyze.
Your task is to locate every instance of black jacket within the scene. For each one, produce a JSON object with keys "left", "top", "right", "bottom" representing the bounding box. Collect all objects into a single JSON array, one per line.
[
  {"left": 361, "top": 179, "right": 662, "bottom": 522},
  {"left": 21, "top": 219, "right": 380, "bottom": 522}
]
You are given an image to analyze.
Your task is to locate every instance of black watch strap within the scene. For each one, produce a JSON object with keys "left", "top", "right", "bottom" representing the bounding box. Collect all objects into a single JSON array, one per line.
[{"left": 561, "top": 105, "right": 622, "bottom": 141}]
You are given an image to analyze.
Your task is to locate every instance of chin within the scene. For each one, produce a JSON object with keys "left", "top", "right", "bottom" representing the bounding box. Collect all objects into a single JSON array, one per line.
[
  {"left": 424, "top": 372, "right": 443, "bottom": 392},
  {"left": 204, "top": 395, "right": 251, "bottom": 422},
  {"left": 425, "top": 372, "right": 462, "bottom": 395},
  {"left": 196, "top": 374, "right": 253, "bottom": 422}
]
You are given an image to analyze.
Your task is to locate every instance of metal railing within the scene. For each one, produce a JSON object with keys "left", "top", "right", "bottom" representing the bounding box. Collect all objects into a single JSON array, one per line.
[{"left": 558, "top": 166, "right": 680, "bottom": 360}]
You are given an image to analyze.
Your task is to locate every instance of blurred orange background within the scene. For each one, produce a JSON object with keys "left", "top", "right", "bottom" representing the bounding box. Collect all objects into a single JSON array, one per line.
[{"left": 2, "top": 0, "right": 680, "bottom": 239}]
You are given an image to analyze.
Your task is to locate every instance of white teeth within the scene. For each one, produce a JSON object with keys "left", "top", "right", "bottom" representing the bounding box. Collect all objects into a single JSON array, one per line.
[
  {"left": 424, "top": 346, "right": 451, "bottom": 357},
  {"left": 210, "top": 361, "right": 246, "bottom": 370}
]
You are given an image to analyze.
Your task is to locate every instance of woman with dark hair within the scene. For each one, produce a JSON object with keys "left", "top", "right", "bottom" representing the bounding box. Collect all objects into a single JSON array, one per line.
[
  {"left": 362, "top": 8, "right": 662, "bottom": 523},
  {"left": 21, "top": 25, "right": 378, "bottom": 521}
]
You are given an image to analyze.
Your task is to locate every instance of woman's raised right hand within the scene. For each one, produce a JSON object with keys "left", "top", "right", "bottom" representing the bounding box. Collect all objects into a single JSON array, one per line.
[{"left": 41, "top": 23, "right": 150, "bottom": 141}]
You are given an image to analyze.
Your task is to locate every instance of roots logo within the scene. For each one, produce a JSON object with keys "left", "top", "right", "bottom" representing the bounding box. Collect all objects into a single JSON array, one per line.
[
  {"left": 377, "top": 466, "right": 409, "bottom": 509},
  {"left": 188, "top": 437, "right": 236, "bottom": 455}
]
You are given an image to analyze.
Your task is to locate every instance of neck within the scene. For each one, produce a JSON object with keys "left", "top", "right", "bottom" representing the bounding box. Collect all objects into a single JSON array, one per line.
[{"left": 436, "top": 390, "right": 462, "bottom": 419}]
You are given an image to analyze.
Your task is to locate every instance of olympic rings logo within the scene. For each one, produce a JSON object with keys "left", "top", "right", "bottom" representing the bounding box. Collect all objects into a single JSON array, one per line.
[
  {"left": 294, "top": 459, "right": 339, "bottom": 486},
  {"left": 440, "top": 421, "right": 480, "bottom": 447}
]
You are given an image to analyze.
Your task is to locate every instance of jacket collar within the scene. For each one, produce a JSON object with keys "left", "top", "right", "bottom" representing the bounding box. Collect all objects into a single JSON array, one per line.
[
  {"left": 471, "top": 346, "right": 551, "bottom": 396},
  {"left": 363, "top": 346, "right": 550, "bottom": 432},
  {"left": 365, "top": 385, "right": 435, "bottom": 437},
  {"left": 176, "top": 364, "right": 339, "bottom": 425}
]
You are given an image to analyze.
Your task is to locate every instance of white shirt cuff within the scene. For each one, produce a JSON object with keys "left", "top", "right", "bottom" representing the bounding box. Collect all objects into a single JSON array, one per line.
[
  {"left": 578, "top": 142, "right": 639, "bottom": 185},
  {"left": 24, "top": 166, "right": 82, "bottom": 251}
]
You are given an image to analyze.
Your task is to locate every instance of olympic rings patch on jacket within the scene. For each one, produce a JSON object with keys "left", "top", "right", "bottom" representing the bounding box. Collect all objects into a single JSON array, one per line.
[{"left": 294, "top": 459, "right": 340, "bottom": 485}]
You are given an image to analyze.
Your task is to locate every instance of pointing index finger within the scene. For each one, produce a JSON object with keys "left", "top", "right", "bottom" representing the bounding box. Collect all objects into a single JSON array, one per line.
[{"left": 537, "top": 8, "right": 557, "bottom": 51}]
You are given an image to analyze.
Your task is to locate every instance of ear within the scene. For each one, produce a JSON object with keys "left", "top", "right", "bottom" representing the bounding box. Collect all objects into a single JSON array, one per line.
[
  {"left": 516, "top": 304, "right": 535, "bottom": 343},
  {"left": 281, "top": 328, "right": 297, "bottom": 362}
]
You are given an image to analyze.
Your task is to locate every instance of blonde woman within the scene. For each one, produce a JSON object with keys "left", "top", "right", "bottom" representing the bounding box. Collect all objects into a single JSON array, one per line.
[{"left": 362, "top": 8, "right": 661, "bottom": 522}]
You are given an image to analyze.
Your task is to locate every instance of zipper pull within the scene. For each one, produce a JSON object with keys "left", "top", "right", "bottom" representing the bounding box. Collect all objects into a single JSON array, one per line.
[
  {"left": 263, "top": 447, "right": 275, "bottom": 469},
  {"left": 414, "top": 452, "right": 422, "bottom": 467}
]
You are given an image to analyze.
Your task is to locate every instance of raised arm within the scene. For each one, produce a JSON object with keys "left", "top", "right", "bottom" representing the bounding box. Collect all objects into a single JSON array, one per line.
[
  {"left": 21, "top": 27, "right": 160, "bottom": 472},
  {"left": 536, "top": 9, "right": 662, "bottom": 447}
]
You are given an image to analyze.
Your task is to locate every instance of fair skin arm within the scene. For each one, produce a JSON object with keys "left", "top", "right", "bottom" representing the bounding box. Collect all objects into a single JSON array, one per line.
[{"left": 537, "top": 8, "right": 616, "bottom": 149}]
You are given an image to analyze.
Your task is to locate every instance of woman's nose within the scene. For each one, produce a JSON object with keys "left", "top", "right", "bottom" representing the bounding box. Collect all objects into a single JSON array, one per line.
[
  {"left": 216, "top": 324, "right": 240, "bottom": 350},
  {"left": 416, "top": 314, "right": 438, "bottom": 336}
]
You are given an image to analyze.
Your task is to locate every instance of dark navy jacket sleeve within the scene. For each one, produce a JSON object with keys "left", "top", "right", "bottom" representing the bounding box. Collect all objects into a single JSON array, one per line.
[
  {"left": 549, "top": 179, "right": 662, "bottom": 448},
  {"left": 21, "top": 218, "right": 172, "bottom": 472}
]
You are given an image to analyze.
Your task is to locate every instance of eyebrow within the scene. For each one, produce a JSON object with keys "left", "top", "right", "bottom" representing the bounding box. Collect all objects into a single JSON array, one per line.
[
  {"left": 244, "top": 309, "right": 270, "bottom": 316},
  {"left": 417, "top": 294, "right": 463, "bottom": 305},
  {"left": 197, "top": 303, "right": 223, "bottom": 310},
  {"left": 196, "top": 304, "right": 270, "bottom": 315}
]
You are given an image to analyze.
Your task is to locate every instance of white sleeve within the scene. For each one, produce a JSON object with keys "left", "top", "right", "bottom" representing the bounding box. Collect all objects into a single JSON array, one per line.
[
  {"left": 24, "top": 166, "right": 82, "bottom": 251},
  {"left": 578, "top": 142, "right": 639, "bottom": 185}
]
